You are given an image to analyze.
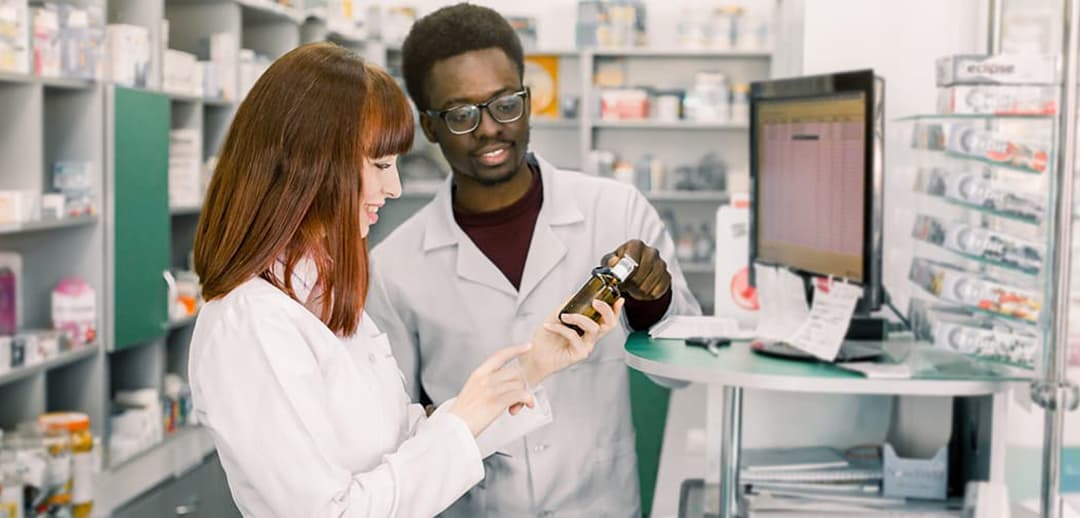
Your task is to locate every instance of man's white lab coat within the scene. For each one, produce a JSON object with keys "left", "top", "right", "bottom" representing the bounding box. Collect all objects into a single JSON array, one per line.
[{"left": 368, "top": 155, "right": 701, "bottom": 517}]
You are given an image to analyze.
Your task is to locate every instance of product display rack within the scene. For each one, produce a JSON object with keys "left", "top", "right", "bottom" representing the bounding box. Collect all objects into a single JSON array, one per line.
[{"left": 899, "top": 112, "right": 1055, "bottom": 371}]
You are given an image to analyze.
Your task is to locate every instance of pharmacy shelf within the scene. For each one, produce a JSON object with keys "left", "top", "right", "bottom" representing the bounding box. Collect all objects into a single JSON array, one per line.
[
  {"left": 170, "top": 205, "right": 202, "bottom": 215},
  {"left": 237, "top": 0, "right": 303, "bottom": 24},
  {"left": 0, "top": 70, "right": 95, "bottom": 89},
  {"left": 646, "top": 190, "right": 729, "bottom": 202},
  {"left": 588, "top": 48, "right": 771, "bottom": 59},
  {"left": 533, "top": 118, "right": 580, "bottom": 129},
  {"left": 526, "top": 49, "right": 583, "bottom": 57},
  {"left": 0, "top": 344, "right": 99, "bottom": 387},
  {"left": 681, "top": 262, "right": 715, "bottom": 274},
  {"left": 166, "top": 91, "right": 203, "bottom": 103},
  {"left": 203, "top": 97, "right": 233, "bottom": 107},
  {"left": 168, "top": 314, "right": 198, "bottom": 330},
  {"left": 95, "top": 426, "right": 217, "bottom": 517},
  {"left": 593, "top": 120, "right": 748, "bottom": 130},
  {"left": 0, "top": 214, "right": 98, "bottom": 235}
]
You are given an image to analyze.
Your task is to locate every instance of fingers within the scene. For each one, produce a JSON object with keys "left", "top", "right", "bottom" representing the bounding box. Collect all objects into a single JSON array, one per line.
[
  {"left": 601, "top": 252, "right": 618, "bottom": 268},
  {"left": 637, "top": 264, "right": 670, "bottom": 299},
  {"left": 559, "top": 312, "right": 600, "bottom": 336},
  {"left": 592, "top": 299, "right": 620, "bottom": 331},
  {"left": 543, "top": 319, "right": 586, "bottom": 349},
  {"left": 476, "top": 343, "right": 532, "bottom": 375}
]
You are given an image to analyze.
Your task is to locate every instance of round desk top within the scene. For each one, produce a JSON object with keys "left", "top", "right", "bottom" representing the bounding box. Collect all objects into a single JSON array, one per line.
[{"left": 624, "top": 333, "right": 1031, "bottom": 397}]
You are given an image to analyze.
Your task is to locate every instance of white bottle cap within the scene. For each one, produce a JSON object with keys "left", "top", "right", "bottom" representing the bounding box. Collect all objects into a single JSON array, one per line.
[{"left": 610, "top": 256, "right": 638, "bottom": 282}]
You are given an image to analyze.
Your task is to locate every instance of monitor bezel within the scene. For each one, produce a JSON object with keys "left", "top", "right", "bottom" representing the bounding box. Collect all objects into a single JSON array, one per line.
[{"left": 747, "top": 69, "right": 884, "bottom": 313}]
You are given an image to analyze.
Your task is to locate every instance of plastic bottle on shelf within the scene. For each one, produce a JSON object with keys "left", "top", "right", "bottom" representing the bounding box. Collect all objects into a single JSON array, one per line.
[
  {"left": 695, "top": 223, "right": 715, "bottom": 262},
  {"left": 677, "top": 224, "right": 696, "bottom": 262}
]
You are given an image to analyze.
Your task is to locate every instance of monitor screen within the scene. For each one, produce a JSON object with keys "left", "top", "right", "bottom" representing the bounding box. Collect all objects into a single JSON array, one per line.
[{"left": 754, "top": 92, "right": 867, "bottom": 282}]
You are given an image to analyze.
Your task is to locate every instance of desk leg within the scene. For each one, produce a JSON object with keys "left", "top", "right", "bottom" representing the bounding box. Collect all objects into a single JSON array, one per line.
[{"left": 719, "top": 386, "right": 744, "bottom": 518}]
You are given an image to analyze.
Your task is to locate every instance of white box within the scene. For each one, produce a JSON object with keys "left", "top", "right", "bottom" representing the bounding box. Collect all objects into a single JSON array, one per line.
[
  {"left": 937, "top": 84, "right": 1058, "bottom": 115},
  {"left": 105, "top": 24, "right": 150, "bottom": 87},
  {"left": 936, "top": 54, "right": 1057, "bottom": 86},
  {"left": 0, "top": 0, "right": 30, "bottom": 74},
  {"left": 31, "top": 5, "right": 60, "bottom": 77}
]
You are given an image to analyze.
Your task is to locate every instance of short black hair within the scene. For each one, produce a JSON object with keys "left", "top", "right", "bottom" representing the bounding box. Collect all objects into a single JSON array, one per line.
[{"left": 401, "top": 3, "right": 524, "bottom": 112}]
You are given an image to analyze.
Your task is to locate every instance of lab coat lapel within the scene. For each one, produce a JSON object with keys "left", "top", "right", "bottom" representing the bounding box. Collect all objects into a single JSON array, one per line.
[
  {"left": 516, "top": 157, "right": 584, "bottom": 307},
  {"left": 421, "top": 176, "right": 518, "bottom": 298}
]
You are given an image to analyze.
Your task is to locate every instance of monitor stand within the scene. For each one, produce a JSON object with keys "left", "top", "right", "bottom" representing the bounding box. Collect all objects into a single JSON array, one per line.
[{"left": 845, "top": 315, "right": 888, "bottom": 341}]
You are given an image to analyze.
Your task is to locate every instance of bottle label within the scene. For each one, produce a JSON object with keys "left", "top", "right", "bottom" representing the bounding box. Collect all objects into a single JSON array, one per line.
[{"left": 72, "top": 452, "right": 92, "bottom": 504}]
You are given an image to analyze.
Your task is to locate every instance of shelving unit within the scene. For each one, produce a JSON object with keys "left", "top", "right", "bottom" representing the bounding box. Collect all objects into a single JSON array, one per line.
[
  {"left": 0, "top": 344, "right": 99, "bottom": 387},
  {"left": 0, "top": 1, "right": 385, "bottom": 516}
]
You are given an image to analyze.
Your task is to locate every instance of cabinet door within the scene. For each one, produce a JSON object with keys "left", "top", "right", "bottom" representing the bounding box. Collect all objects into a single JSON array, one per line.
[
  {"left": 112, "top": 485, "right": 168, "bottom": 518},
  {"left": 112, "top": 86, "right": 170, "bottom": 349}
]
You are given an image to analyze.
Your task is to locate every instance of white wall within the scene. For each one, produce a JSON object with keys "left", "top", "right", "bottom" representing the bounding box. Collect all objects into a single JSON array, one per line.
[{"left": 795, "top": 0, "right": 988, "bottom": 312}]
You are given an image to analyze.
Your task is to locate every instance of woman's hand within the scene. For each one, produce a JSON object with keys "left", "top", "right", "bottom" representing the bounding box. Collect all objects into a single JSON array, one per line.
[
  {"left": 519, "top": 298, "right": 625, "bottom": 386},
  {"left": 449, "top": 343, "right": 536, "bottom": 437}
]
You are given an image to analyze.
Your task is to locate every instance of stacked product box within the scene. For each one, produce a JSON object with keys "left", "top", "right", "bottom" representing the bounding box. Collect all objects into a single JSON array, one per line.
[
  {"left": 105, "top": 23, "right": 149, "bottom": 87},
  {"left": 0, "top": 0, "right": 29, "bottom": 73},
  {"left": 200, "top": 32, "right": 236, "bottom": 101},
  {"left": 169, "top": 129, "right": 202, "bottom": 208},
  {"left": 904, "top": 53, "right": 1058, "bottom": 370},
  {"left": 163, "top": 48, "right": 202, "bottom": 96}
]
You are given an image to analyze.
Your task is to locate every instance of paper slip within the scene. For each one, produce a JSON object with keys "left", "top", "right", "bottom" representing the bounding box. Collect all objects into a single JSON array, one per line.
[
  {"left": 754, "top": 264, "right": 810, "bottom": 341},
  {"left": 786, "top": 279, "right": 863, "bottom": 361},
  {"left": 649, "top": 315, "right": 756, "bottom": 340}
]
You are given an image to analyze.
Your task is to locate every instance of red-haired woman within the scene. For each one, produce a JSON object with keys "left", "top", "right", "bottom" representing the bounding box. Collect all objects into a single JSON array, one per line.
[{"left": 188, "top": 43, "right": 622, "bottom": 517}]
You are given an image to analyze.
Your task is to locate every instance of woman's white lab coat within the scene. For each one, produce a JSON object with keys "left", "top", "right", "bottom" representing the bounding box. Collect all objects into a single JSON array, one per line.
[{"left": 189, "top": 276, "right": 551, "bottom": 518}]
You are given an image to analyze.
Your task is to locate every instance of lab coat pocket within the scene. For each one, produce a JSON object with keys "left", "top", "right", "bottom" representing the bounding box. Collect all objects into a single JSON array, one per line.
[{"left": 367, "top": 333, "right": 410, "bottom": 396}]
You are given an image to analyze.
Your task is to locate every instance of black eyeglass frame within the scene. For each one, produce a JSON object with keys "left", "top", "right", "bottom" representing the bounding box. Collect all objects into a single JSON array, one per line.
[{"left": 424, "top": 88, "right": 530, "bottom": 135}]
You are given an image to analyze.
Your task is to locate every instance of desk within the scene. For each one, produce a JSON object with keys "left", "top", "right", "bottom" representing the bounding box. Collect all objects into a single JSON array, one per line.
[{"left": 624, "top": 333, "right": 1033, "bottom": 517}]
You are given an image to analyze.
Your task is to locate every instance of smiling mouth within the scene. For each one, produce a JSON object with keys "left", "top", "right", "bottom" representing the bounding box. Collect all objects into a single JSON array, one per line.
[
  {"left": 365, "top": 204, "right": 380, "bottom": 224},
  {"left": 475, "top": 145, "right": 511, "bottom": 167}
]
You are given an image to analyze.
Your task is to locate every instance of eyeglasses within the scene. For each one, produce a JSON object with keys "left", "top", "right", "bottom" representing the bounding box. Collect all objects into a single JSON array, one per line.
[{"left": 425, "top": 89, "right": 529, "bottom": 135}]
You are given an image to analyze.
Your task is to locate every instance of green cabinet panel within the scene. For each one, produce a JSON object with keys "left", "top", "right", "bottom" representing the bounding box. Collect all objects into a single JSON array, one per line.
[
  {"left": 113, "top": 87, "right": 170, "bottom": 349},
  {"left": 629, "top": 367, "right": 670, "bottom": 517}
]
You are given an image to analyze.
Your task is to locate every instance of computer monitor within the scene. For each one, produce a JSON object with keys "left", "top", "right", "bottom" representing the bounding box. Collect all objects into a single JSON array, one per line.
[{"left": 748, "top": 69, "right": 884, "bottom": 314}]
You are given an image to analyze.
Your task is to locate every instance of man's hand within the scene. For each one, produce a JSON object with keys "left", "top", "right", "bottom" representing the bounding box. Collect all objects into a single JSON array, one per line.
[{"left": 601, "top": 239, "right": 671, "bottom": 300}]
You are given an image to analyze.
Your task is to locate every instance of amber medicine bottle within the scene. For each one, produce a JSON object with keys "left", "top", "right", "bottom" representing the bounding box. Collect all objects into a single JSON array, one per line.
[{"left": 560, "top": 256, "right": 637, "bottom": 335}]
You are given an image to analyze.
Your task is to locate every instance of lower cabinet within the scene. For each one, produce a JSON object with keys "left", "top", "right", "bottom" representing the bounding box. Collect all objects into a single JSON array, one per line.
[{"left": 112, "top": 455, "right": 241, "bottom": 518}]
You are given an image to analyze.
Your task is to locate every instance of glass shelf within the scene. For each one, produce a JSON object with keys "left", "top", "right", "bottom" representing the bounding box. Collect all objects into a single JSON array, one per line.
[
  {"left": 909, "top": 258, "right": 1041, "bottom": 325},
  {"left": 911, "top": 214, "right": 1044, "bottom": 275},
  {"left": 922, "top": 192, "right": 1042, "bottom": 225},
  {"left": 897, "top": 113, "right": 1056, "bottom": 122},
  {"left": 913, "top": 168, "right": 1045, "bottom": 224},
  {"left": 914, "top": 238, "right": 1041, "bottom": 276}
]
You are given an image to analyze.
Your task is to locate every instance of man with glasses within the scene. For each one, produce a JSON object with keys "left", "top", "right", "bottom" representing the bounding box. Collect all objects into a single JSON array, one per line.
[{"left": 367, "top": 4, "right": 701, "bottom": 517}]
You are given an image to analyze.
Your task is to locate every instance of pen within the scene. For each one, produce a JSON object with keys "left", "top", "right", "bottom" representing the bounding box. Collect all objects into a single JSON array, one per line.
[{"left": 685, "top": 337, "right": 728, "bottom": 357}]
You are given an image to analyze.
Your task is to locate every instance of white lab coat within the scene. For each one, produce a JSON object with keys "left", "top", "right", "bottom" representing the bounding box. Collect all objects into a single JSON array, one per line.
[
  {"left": 367, "top": 155, "right": 701, "bottom": 517},
  {"left": 189, "top": 276, "right": 553, "bottom": 518}
]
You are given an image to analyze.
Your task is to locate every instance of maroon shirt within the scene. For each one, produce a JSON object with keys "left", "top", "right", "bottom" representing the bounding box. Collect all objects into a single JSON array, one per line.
[{"left": 452, "top": 156, "right": 672, "bottom": 330}]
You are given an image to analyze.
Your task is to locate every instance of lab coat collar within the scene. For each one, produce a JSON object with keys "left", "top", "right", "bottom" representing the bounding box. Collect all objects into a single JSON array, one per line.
[{"left": 420, "top": 154, "right": 585, "bottom": 302}]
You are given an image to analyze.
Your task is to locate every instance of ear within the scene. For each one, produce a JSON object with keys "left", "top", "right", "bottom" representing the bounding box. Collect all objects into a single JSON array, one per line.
[{"left": 419, "top": 112, "right": 439, "bottom": 144}]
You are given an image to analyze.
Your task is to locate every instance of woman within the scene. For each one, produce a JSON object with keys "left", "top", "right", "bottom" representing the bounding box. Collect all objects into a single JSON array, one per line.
[{"left": 189, "top": 43, "right": 623, "bottom": 517}]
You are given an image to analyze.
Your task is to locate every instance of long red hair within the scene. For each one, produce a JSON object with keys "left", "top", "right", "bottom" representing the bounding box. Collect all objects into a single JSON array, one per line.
[{"left": 194, "top": 43, "right": 414, "bottom": 335}]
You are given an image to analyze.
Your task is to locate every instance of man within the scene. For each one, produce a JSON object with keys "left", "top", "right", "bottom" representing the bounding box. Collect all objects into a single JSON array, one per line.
[{"left": 367, "top": 4, "right": 701, "bottom": 516}]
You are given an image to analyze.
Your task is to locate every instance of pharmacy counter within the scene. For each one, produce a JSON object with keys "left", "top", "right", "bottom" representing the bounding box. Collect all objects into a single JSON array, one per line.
[{"left": 624, "top": 333, "right": 1033, "bottom": 518}]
